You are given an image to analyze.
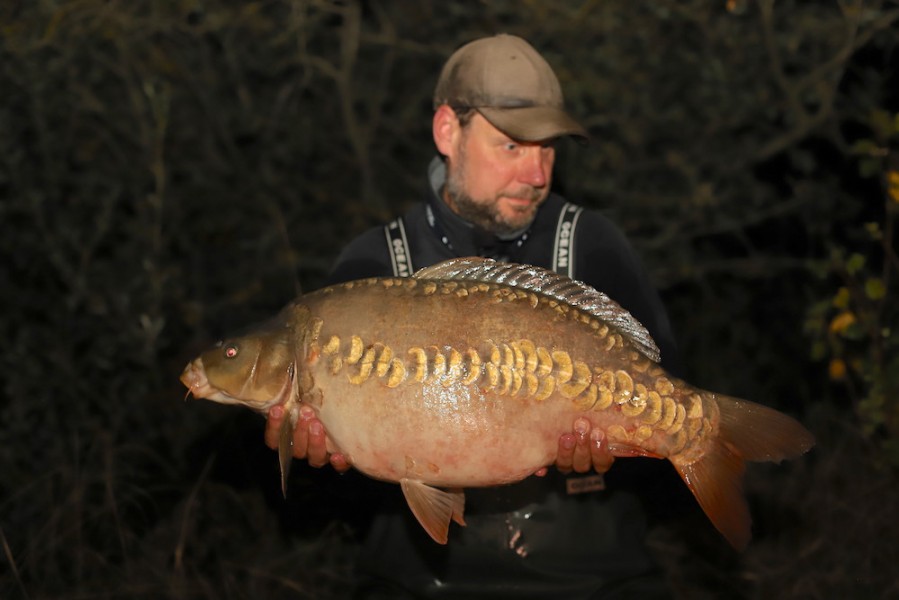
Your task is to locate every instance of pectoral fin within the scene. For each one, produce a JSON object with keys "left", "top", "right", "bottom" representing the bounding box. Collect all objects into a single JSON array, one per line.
[
  {"left": 278, "top": 415, "right": 294, "bottom": 498},
  {"left": 400, "top": 479, "right": 466, "bottom": 544}
]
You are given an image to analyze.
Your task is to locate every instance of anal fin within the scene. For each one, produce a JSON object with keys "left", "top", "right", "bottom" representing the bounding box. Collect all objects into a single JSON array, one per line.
[{"left": 400, "top": 479, "right": 466, "bottom": 544}]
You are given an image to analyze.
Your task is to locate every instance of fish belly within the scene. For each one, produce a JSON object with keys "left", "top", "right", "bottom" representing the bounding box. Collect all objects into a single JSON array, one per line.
[{"left": 314, "top": 378, "right": 572, "bottom": 487}]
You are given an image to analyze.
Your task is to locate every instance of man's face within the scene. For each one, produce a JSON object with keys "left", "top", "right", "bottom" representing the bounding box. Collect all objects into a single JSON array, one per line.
[{"left": 443, "top": 113, "right": 556, "bottom": 236}]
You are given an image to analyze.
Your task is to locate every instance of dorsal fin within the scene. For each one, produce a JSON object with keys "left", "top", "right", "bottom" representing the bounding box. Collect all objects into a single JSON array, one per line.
[{"left": 413, "top": 257, "right": 661, "bottom": 363}]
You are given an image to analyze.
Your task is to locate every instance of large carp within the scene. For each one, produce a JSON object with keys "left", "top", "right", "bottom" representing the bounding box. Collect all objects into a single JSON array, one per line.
[{"left": 181, "top": 257, "right": 814, "bottom": 549}]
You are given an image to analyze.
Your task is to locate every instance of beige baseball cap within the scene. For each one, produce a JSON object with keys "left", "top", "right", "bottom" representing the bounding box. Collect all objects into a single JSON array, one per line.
[{"left": 434, "top": 34, "right": 589, "bottom": 143}]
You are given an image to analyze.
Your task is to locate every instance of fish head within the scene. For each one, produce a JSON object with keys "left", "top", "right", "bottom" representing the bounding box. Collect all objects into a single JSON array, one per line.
[{"left": 181, "top": 317, "right": 296, "bottom": 411}]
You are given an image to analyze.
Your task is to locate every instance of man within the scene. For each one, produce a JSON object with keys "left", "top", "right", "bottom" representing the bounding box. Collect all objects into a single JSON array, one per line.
[{"left": 266, "top": 34, "right": 681, "bottom": 598}]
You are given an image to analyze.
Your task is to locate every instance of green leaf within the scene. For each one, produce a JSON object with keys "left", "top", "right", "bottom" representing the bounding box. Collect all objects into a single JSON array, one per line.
[
  {"left": 865, "top": 222, "right": 883, "bottom": 240},
  {"left": 865, "top": 278, "right": 886, "bottom": 300},
  {"left": 832, "top": 286, "right": 851, "bottom": 309},
  {"left": 846, "top": 253, "right": 866, "bottom": 275}
]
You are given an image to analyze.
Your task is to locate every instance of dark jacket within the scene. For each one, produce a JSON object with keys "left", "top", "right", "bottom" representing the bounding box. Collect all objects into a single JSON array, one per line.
[{"left": 328, "top": 158, "right": 682, "bottom": 599}]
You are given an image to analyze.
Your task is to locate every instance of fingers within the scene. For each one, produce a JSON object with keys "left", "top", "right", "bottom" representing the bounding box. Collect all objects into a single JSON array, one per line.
[
  {"left": 556, "top": 432, "right": 576, "bottom": 473},
  {"left": 263, "top": 404, "right": 285, "bottom": 450},
  {"left": 265, "top": 405, "right": 334, "bottom": 468},
  {"left": 330, "top": 452, "right": 352, "bottom": 473},
  {"left": 589, "top": 427, "right": 614, "bottom": 474},
  {"left": 570, "top": 418, "right": 592, "bottom": 473},
  {"left": 301, "top": 410, "right": 329, "bottom": 467},
  {"left": 554, "top": 418, "right": 592, "bottom": 473},
  {"left": 555, "top": 418, "right": 615, "bottom": 475}
]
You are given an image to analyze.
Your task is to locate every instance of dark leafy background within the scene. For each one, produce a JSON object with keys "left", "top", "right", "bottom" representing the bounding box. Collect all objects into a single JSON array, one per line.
[{"left": 2, "top": 1, "right": 898, "bottom": 598}]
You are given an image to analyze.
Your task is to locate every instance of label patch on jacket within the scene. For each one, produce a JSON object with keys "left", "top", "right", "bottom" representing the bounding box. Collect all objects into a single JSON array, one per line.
[{"left": 566, "top": 474, "right": 605, "bottom": 494}]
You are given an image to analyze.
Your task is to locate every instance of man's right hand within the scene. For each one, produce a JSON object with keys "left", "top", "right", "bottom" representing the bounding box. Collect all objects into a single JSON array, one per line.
[
  {"left": 555, "top": 417, "right": 614, "bottom": 475},
  {"left": 264, "top": 404, "right": 351, "bottom": 472}
]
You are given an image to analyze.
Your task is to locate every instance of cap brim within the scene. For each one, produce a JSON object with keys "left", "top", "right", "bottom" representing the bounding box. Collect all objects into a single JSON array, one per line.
[{"left": 478, "top": 106, "right": 590, "bottom": 144}]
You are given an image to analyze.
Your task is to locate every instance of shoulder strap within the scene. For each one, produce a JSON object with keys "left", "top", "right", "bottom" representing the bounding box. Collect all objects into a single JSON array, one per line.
[
  {"left": 552, "top": 202, "right": 583, "bottom": 278},
  {"left": 384, "top": 217, "right": 414, "bottom": 277}
]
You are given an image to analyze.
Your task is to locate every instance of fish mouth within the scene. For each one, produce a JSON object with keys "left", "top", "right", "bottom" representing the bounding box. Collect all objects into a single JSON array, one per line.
[
  {"left": 181, "top": 358, "right": 214, "bottom": 397},
  {"left": 180, "top": 358, "right": 241, "bottom": 405}
]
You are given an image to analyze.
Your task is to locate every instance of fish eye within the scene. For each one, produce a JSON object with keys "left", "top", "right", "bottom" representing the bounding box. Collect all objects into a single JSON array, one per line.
[{"left": 224, "top": 344, "right": 239, "bottom": 359}]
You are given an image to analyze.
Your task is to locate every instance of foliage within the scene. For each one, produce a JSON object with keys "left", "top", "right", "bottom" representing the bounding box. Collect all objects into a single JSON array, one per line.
[
  {"left": 805, "top": 108, "right": 899, "bottom": 466},
  {"left": 1, "top": 0, "right": 898, "bottom": 598}
]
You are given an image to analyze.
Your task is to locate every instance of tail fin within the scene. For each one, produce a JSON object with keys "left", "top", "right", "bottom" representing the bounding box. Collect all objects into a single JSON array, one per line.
[{"left": 673, "top": 394, "right": 815, "bottom": 550}]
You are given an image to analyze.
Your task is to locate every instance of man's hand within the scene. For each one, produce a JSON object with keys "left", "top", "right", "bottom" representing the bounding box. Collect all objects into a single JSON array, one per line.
[
  {"left": 264, "top": 405, "right": 351, "bottom": 472},
  {"left": 535, "top": 417, "right": 614, "bottom": 477}
]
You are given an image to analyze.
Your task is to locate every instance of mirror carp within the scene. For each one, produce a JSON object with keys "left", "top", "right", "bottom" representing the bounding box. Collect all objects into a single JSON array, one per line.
[{"left": 181, "top": 258, "right": 814, "bottom": 549}]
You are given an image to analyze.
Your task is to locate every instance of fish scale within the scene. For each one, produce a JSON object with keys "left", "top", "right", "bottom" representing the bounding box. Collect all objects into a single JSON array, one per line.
[{"left": 181, "top": 257, "right": 814, "bottom": 549}]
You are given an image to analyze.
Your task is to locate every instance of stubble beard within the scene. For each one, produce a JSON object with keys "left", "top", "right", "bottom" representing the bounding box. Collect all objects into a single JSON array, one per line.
[{"left": 444, "top": 145, "right": 543, "bottom": 237}]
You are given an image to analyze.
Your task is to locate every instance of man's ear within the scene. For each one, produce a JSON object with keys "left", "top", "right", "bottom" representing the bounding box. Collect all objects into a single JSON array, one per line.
[{"left": 433, "top": 104, "right": 461, "bottom": 159}]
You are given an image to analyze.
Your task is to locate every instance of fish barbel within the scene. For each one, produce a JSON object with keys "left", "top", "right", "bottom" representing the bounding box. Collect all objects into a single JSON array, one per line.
[{"left": 180, "top": 258, "right": 814, "bottom": 549}]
